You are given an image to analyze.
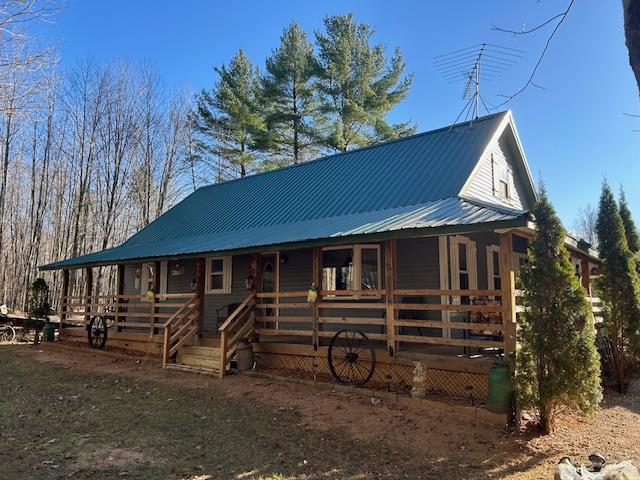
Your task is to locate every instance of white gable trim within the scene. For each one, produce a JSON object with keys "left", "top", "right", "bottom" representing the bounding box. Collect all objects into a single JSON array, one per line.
[{"left": 458, "top": 110, "right": 537, "bottom": 207}]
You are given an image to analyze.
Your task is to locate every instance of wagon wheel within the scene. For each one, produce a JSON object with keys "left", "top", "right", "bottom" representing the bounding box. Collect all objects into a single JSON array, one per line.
[
  {"left": 0, "top": 325, "right": 16, "bottom": 342},
  {"left": 87, "top": 316, "right": 108, "bottom": 349},
  {"left": 328, "top": 329, "right": 376, "bottom": 386}
]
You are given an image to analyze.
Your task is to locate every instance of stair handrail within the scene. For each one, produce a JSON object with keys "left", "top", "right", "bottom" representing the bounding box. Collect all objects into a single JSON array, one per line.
[
  {"left": 162, "top": 294, "right": 200, "bottom": 367},
  {"left": 162, "top": 294, "right": 198, "bottom": 329},
  {"left": 218, "top": 292, "right": 256, "bottom": 377}
]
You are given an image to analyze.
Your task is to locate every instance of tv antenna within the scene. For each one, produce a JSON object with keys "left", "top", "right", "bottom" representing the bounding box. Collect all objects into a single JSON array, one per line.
[{"left": 433, "top": 43, "right": 524, "bottom": 126}]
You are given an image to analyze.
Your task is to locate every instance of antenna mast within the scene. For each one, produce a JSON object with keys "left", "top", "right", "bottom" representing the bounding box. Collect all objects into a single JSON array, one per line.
[{"left": 434, "top": 43, "right": 524, "bottom": 126}]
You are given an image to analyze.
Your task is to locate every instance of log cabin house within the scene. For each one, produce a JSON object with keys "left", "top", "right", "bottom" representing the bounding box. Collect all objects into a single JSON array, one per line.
[{"left": 41, "top": 111, "right": 600, "bottom": 401}]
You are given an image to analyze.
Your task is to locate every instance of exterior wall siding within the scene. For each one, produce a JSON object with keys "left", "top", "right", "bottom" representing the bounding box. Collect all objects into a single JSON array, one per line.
[
  {"left": 463, "top": 132, "right": 529, "bottom": 211},
  {"left": 396, "top": 236, "right": 442, "bottom": 336},
  {"left": 115, "top": 233, "right": 509, "bottom": 339},
  {"left": 202, "top": 254, "right": 253, "bottom": 334}
]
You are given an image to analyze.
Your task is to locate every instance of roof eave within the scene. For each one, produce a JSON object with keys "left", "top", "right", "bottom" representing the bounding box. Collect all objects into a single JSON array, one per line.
[{"left": 39, "top": 214, "right": 530, "bottom": 271}]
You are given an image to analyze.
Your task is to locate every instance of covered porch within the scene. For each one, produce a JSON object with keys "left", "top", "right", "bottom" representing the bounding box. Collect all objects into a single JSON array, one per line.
[{"left": 55, "top": 227, "right": 599, "bottom": 399}]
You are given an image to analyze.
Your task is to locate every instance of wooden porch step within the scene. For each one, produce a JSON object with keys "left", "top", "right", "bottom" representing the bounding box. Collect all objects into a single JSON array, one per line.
[
  {"left": 176, "top": 346, "right": 221, "bottom": 370},
  {"left": 195, "top": 337, "right": 221, "bottom": 348},
  {"left": 180, "top": 345, "right": 220, "bottom": 357},
  {"left": 176, "top": 354, "right": 220, "bottom": 370},
  {"left": 164, "top": 363, "right": 219, "bottom": 376}
]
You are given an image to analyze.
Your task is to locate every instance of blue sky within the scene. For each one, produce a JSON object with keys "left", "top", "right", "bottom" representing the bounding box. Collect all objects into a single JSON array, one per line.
[{"left": 47, "top": 0, "right": 638, "bottom": 227}]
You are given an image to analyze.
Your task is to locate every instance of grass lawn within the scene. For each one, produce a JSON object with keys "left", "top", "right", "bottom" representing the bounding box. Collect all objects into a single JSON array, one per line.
[{"left": 2, "top": 343, "right": 640, "bottom": 479}]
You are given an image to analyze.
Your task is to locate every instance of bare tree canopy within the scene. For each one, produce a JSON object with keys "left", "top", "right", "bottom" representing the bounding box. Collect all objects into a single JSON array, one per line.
[{"left": 572, "top": 203, "right": 598, "bottom": 247}]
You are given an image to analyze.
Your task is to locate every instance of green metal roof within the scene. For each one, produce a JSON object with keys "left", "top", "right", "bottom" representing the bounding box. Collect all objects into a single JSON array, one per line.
[{"left": 42, "top": 111, "right": 526, "bottom": 270}]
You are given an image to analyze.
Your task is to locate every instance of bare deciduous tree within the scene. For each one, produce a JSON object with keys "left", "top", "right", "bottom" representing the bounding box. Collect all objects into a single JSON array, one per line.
[{"left": 572, "top": 203, "right": 598, "bottom": 247}]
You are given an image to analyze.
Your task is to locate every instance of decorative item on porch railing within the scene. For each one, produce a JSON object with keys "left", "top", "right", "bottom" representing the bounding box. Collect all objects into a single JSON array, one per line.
[{"left": 307, "top": 282, "right": 318, "bottom": 303}]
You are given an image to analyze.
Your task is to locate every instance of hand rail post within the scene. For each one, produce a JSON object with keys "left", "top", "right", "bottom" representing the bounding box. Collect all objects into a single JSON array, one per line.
[
  {"left": 83, "top": 267, "right": 93, "bottom": 326},
  {"left": 163, "top": 324, "right": 171, "bottom": 367},
  {"left": 384, "top": 240, "right": 397, "bottom": 356},
  {"left": 149, "top": 294, "right": 156, "bottom": 339},
  {"left": 59, "top": 269, "right": 69, "bottom": 336},
  {"left": 219, "top": 329, "right": 227, "bottom": 378}
]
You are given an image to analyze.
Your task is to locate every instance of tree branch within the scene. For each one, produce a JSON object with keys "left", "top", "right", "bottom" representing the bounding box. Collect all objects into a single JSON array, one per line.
[{"left": 492, "top": 0, "right": 575, "bottom": 108}]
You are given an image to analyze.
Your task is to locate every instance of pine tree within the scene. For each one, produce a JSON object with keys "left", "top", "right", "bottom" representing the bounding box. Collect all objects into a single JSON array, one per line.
[
  {"left": 619, "top": 188, "right": 640, "bottom": 264},
  {"left": 516, "top": 186, "right": 602, "bottom": 434},
  {"left": 258, "top": 22, "right": 319, "bottom": 167},
  {"left": 192, "top": 49, "right": 264, "bottom": 178},
  {"left": 596, "top": 181, "right": 640, "bottom": 392},
  {"left": 314, "top": 14, "right": 415, "bottom": 152}
]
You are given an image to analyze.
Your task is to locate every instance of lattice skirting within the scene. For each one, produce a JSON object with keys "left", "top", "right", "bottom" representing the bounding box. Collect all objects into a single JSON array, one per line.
[{"left": 255, "top": 352, "right": 488, "bottom": 401}]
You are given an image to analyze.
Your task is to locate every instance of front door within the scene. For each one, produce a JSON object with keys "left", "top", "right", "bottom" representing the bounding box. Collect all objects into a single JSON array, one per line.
[{"left": 260, "top": 254, "right": 278, "bottom": 318}]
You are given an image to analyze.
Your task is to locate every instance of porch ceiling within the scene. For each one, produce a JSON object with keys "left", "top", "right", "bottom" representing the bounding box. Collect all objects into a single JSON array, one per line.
[{"left": 40, "top": 197, "right": 528, "bottom": 270}]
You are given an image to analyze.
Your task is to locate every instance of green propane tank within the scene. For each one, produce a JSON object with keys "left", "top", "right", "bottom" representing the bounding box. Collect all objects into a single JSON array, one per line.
[
  {"left": 487, "top": 364, "right": 513, "bottom": 413},
  {"left": 42, "top": 321, "right": 55, "bottom": 342}
]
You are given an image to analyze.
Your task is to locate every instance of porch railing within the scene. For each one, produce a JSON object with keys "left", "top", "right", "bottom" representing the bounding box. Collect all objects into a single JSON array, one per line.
[
  {"left": 249, "top": 287, "right": 509, "bottom": 357},
  {"left": 61, "top": 293, "right": 197, "bottom": 335},
  {"left": 218, "top": 292, "right": 256, "bottom": 378},
  {"left": 162, "top": 295, "right": 201, "bottom": 367}
]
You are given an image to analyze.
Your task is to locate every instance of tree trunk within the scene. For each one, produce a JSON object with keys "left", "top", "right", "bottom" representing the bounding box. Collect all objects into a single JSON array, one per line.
[{"left": 623, "top": 0, "right": 640, "bottom": 96}]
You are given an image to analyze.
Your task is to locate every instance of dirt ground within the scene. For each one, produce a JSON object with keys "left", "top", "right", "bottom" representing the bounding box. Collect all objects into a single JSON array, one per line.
[{"left": 1, "top": 344, "right": 640, "bottom": 479}]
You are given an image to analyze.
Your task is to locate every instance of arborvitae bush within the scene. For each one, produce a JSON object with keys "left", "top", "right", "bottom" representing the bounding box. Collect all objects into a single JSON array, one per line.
[
  {"left": 516, "top": 187, "right": 602, "bottom": 434},
  {"left": 596, "top": 182, "right": 640, "bottom": 391}
]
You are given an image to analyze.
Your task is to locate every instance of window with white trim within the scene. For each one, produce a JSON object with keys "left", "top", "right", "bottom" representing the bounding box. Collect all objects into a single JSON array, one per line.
[
  {"left": 159, "top": 261, "right": 168, "bottom": 297},
  {"left": 322, "top": 244, "right": 381, "bottom": 298},
  {"left": 449, "top": 236, "right": 477, "bottom": 305},
  {"left": 205, "top": 256, "right": 232, "bottom": 294},
  {"left": 140, "top": 263, "right": 155, "bottom": 294},
  {"left": 140, "top": 262, "right": 168, "bottom": 296},
  {"left": 486, "top": 245, "right": 502, "bottom": 290},
  {"left": 498, "top": 163, "right": 511, "bottom": 199}
]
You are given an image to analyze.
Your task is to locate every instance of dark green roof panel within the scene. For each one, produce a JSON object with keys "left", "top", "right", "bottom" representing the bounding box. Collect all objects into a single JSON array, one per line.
[
  {"left": 42, "top": 112, "right": 518, "bottom": 270},
  {"left": 126, "top": 112, "right": 505, "bottom": 244}
]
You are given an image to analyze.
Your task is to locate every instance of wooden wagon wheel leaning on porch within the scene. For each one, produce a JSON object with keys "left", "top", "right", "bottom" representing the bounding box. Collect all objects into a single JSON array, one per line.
[
  {"left": 328, "top": 329, "right": 376, "bottom": 386},
  {"left": 87, "top": 316, "right": 108, "bottom": 349}
]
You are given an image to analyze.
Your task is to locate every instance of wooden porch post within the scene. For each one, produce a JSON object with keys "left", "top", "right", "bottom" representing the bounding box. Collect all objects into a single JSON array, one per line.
[
  {"left": 312, "top": 247, "right": 322, "bottom": 350},
  {"left": 498, "top": 232, "right": 517, "bottom": 358},
  {"left": 580, "top": 258, "right": 591, "bottom": 291},
  {"left": 149, "top": 261, "right": 160, "bottom": 338},
  {"left": 195, "top": 258, "right": 205, "bottom": 336},
  {"left": 59, "top": 269, "right": 69, "bottom": 335},
  {"left": 83, "top": 267, "right": 93, "bottom": 326},
  {"left": 384, "top": 240, "right": 397, "bottom": 356},
  {"left": 115, "top": 264, "right": 124, "bottom": 331}
]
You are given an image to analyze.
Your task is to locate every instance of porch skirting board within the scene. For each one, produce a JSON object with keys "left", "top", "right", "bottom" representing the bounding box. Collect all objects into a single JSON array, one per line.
[
  {"left": 59, "top": 333, "right": 163, "bottom": 357},
  {"left": 254, "top": 351, "right": 489, "bottom": 401}
]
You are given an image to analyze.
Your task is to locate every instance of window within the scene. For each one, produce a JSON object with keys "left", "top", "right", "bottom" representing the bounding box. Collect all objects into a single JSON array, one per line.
[
  {"left": 205, "top": 256, "right": 232, "bottom": 294},
  {"left": 159, "top": 261, "right": 168, "bottom": 298},
  {"left": 322, "top": 244, "right": 380, "bottom": 298},
  {"left": 139, "top": 262, "right": 168, "bottom": 296},
  {"left": 449, "top": 236, "right": 477, "bottom": 306},
  {"left": 140, "top": 263, "right": 155, "bottom": 293},
  {"left": 486, "top": 245, "right": 501, "bottom": 291},
  {"left": 498, "top": 163, "right": 510, "bottom": 199}
]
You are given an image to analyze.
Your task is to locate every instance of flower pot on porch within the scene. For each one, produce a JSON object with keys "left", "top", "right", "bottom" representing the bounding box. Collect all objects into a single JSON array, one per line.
[{"left": 236, "top": 338, "right": 254, "bottom": 371}]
